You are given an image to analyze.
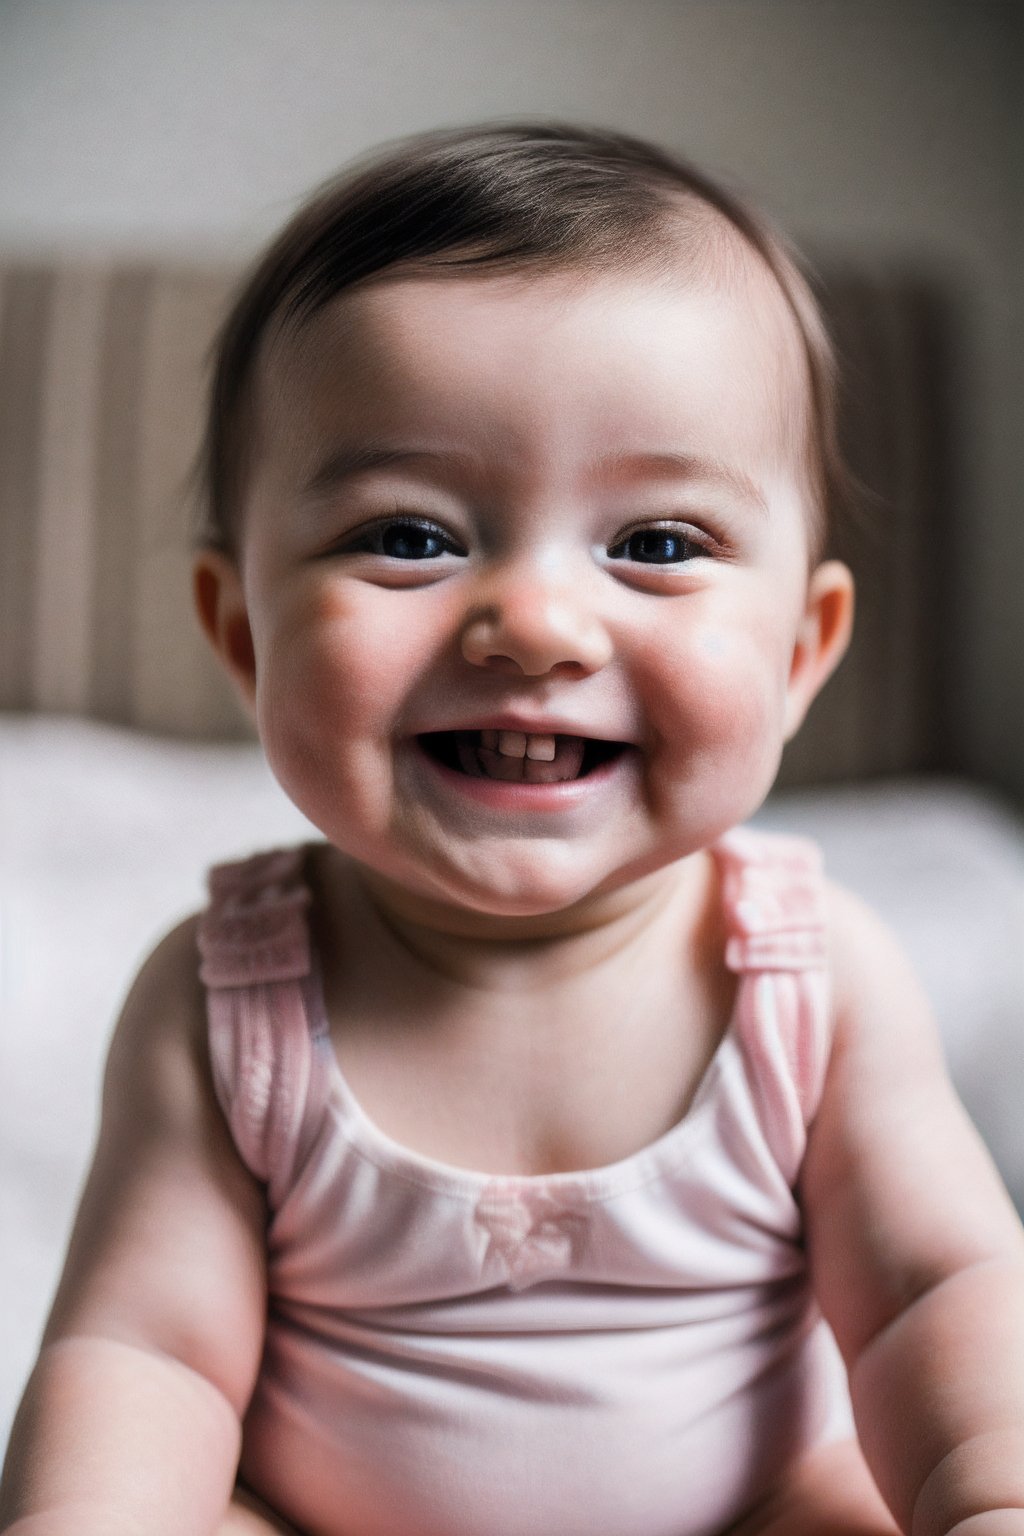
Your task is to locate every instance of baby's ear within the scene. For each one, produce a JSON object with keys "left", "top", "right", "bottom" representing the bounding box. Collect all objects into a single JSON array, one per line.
[
  {"left": 783, "top": 560, "right": 854, "bottom": 741},
  {"left": 193, "top": 547, "right": 258, "bottom": 713}
]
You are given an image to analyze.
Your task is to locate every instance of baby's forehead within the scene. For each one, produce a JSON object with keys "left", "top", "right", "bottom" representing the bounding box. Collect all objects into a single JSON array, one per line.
[
  {"left": 264, "top": 224, "right": 808, "bottom": 409},
  {"left": 243, "top": 223, "right": 823, "bottom": 551}
]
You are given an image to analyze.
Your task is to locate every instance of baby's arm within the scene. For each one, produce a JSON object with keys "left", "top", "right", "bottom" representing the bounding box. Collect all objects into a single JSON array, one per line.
[
  {"left": 802, "top": 886, "right": 1024, "bottom": 1536},
  {"left": 0, "top": 919, "right": 268, "bottom": 1536}
]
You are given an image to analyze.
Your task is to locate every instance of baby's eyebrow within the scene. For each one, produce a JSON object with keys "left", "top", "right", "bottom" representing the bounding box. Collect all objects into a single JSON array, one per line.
[
  {"left": 595, "top": 451, "right": 769, "bottom": 513},
  {"left": 301, "top": 446, "right": 473, "bottom": 498},
  {"left": 299, "top": 445, "right": 769, "bottom": 513}
]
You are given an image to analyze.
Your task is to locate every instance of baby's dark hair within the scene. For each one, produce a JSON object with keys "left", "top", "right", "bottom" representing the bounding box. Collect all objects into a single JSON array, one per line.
[{"left": 197, "top": 121, "right": 849, "bottom": 556}]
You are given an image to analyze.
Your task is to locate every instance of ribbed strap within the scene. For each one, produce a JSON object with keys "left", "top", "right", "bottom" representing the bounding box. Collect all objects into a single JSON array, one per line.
[
  {"left": 197, "top": 847, "right": 328, "bottom": 1200},
  {"left": 716, "top": 828, "right": 827, "bottom": 975},
  {"left": 714, "top": 828, "right": 832, "bottom": 1176},
  {"left": 198, "top": 849, "right": 312, "bottom": 987}
]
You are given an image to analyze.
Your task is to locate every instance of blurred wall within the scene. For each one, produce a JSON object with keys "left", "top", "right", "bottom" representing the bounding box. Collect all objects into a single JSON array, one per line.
[{"left": 1, "top": 0, "right": 1021, "bottom": 798}]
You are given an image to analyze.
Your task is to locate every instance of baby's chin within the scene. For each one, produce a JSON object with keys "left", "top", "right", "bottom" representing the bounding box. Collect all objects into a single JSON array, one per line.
[
  {"left": 391, "top": 857, "right": 616, "bottom": 926},
  {"left": 351, "top": 839, "right": 696, "bottom": 943}
]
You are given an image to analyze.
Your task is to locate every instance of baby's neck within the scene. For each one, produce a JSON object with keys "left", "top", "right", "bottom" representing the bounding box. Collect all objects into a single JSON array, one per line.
[{"left": 333, "top": 853, "right": 718, "bottom": 997}]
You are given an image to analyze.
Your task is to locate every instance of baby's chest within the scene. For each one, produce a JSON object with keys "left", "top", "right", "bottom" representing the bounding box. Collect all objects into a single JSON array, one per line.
[{"left": 328, "top": 975, "right": 732, "bottom": 1178}]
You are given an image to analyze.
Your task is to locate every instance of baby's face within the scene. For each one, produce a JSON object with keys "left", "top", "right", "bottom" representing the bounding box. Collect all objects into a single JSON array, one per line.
[{"left": 212, "top": 262, "right": 850, "bottom": 925}]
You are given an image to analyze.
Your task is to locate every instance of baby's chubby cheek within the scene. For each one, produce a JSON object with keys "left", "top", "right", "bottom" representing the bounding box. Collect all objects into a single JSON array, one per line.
[
  {"left": 252, "top": 582, "right": 403, "bottom": 826},
  {"left": 643, "top": 619, "right": 789, "bottom": 788}
]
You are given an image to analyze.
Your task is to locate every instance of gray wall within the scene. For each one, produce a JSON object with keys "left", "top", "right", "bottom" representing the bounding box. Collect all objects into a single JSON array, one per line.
[{"left": 2, "top": 0, "right": 1021, "bottom": 797}]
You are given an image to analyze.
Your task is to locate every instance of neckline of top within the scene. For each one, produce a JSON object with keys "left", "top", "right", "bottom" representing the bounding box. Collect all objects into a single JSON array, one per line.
[
  {"left": 221, "top": 828, "right": 821, "bottom": 1202},
  {"left": 303, "top": 948, "right": 740, "bottom": 1203},
  {"left": 294, "top": 833, "right": 772, "bottom": 1203}
]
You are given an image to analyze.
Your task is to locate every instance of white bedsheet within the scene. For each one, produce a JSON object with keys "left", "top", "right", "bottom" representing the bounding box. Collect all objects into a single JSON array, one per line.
[{"left": 3, "top": 714, "right": 1024, "bottom": 1451}]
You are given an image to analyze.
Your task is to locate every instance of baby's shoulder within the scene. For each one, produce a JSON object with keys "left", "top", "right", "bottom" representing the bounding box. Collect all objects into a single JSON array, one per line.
[
  {"left": 818, "top": 877, "right": 945, "bottom": 1082},
  {"left": 822, "top": 877, "right": 923, "bottom": 1004},
  {"left": 716, "top": 830, "right": 917, "bottom": 1000},
  {"left": 116, "top": 914, "right": 206, "bottom": 1037},
  {"left": 103, "top": 913, "right": 213, "bottom": 1123}
]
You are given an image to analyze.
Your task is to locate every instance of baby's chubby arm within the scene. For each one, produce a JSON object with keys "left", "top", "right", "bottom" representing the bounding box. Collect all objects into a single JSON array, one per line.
[
  {"left": 802, "top": 885, "right": 1024, "bottom": 1536},
  {"left": 0, "top": 919, "right": 268, "bottom": 1536}
]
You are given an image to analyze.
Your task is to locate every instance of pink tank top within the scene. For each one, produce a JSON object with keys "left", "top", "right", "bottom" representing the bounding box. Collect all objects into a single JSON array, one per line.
[{"left": 198, "top": 829, "right": 853, "bottom": 1536}]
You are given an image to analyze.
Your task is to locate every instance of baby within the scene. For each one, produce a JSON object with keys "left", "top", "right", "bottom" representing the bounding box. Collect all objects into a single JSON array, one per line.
[{"left": 3, "top": 123, "right": 1024, "bottom": 1536}]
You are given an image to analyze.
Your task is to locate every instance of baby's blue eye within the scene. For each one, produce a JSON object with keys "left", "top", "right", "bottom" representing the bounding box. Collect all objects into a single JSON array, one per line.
[
  {"left": 610, "top": 528, "right": 701, "bottom": 564},
  {"left": 352, "top": 519, "right": 459, "bottom": 559},
  {"left": 382, "top": 522, "right": 447, "bottom": 559}
]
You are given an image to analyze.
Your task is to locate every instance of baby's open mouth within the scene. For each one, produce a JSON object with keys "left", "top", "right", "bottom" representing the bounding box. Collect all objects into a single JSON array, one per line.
[{"left": 418, "top": 730, "right": 627, "bottom": 784}]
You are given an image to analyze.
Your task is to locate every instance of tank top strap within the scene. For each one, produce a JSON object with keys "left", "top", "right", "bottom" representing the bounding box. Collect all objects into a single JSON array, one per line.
[
  {"left": 711, "top": 827, "right": 833, "bottom": 1176},
  {"left": 713, "top": 826, "right": 827, "bottom": 974},
  {"left": 197, "top": 846, "right": 330, "bottom": 1200}
]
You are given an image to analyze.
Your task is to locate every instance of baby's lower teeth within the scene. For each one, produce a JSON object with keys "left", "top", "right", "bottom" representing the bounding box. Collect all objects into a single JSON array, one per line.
[{"left": 523, "top": 745, "right": 577, "bottom": 782}]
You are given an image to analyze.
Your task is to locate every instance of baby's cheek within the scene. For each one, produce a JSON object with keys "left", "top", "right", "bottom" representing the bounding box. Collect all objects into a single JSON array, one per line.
[
  {"left": 647, "top": 623, "right": 787, "bottom": 771},
  {"left": 262, "top": 587, "right": 376, "bottom": 709},
  {"left": 255, "top": 588, "right": 391, "bottom": 799}
]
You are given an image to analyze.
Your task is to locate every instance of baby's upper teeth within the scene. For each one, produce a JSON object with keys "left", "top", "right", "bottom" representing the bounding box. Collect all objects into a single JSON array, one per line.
[
  {"left": 525, "top": 734, "right": 556, "bottom": 761},
  {"left": 493, "top": 730, "right": 558, "bottom": 761}
]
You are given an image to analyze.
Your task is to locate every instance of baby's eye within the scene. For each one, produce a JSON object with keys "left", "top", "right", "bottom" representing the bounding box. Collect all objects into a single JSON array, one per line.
[
  {"left": 345, "top": 517, "right": 463, "bottom": 560},
  {"left": 608, "top": 525, "right": 705, "bottom": 565}
]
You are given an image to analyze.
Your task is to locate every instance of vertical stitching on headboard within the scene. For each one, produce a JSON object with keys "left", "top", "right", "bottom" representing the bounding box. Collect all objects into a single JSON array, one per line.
[
  {"left": 90, "top": 267, "right": 155, "bottom": 724},
  {"left": 0, "top": 267, "right": 54, "bottom": 710}
]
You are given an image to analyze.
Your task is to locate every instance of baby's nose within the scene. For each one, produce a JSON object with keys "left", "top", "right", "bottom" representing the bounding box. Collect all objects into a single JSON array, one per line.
[{"left": 460, "top": 570, "right": 612, "bottom": 678}]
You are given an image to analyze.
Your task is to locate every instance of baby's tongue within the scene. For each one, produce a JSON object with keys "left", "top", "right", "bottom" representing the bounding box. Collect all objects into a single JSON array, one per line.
[{"left": 455, "top": 732, "right": 587, "bottom": 782}]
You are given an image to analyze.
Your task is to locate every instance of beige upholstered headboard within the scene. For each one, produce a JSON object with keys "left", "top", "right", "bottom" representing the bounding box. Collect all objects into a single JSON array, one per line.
[
  {"left": 0, "top": 264, "right": 245, "bottom": 739},
  {"left": 0, "top": 260, "right": 947, "bottom": 786}
]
